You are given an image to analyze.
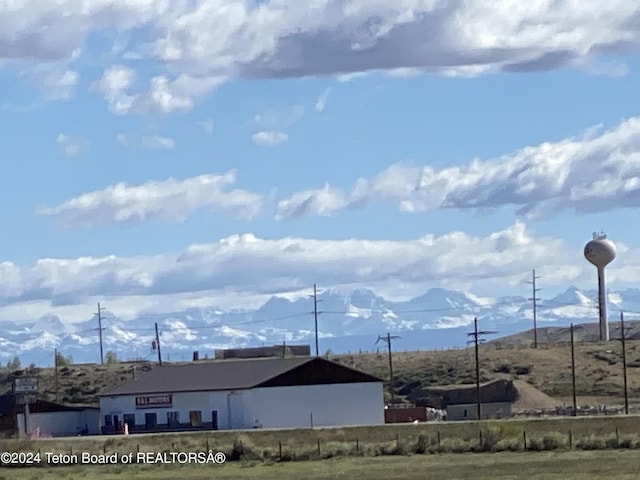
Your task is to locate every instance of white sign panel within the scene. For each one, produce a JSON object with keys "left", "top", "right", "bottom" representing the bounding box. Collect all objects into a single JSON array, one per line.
[
  {"left": 15, "top": 393, "right": 37, "bottom": 405},
  {"left": 13, "top": 377, "right": 38, "bottom": 393}
]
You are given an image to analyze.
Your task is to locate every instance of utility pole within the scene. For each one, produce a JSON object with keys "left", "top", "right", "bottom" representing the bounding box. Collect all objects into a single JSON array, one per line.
[
  {"left": 619, "top": 312, "right": 630, "bottom": 414},
  {"left": 376, "top": 333, "right": 401, "bottom": 405},
  {"left": 95, "top": 303, "right": 106, "bottom": 365},
  {"left": 154, "top": 322, "right": 163, "bottom": 366},
  {"left": 527, "top": 269, "right": 541, "bottom": 348},
  {"left": 570, "top": 323, "right": 577, "bottom": 417},
  {"left": 310, "top": 284, "right": 323, "bottom": 356},
  {"left": 467, "top": 317, "right": 497, "bottom": 421},
  {"left": 54, "top": 348, "right": 59, "bottom": 403}
]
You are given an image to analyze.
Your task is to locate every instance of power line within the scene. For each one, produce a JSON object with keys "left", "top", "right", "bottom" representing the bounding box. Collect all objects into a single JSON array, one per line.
[{"left": 527, "top": 269, "right": 542, "bottom": 348}]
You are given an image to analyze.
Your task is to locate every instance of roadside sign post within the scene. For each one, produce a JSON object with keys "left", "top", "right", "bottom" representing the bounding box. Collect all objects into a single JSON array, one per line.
[{"left": 13, "top": 377, "right": 38, "bottom": 438}]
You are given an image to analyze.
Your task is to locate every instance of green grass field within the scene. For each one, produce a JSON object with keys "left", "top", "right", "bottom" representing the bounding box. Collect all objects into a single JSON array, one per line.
[
  {"left": 3, "top": 415, "right": 640, "bottom": 461},
  {"left": 2, "top": 450, "right": 640, "bottom": 480}
]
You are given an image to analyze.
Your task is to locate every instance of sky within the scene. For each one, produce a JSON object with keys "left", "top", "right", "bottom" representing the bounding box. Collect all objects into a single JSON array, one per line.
[{"left": 1, "top": 0, "right": 640, "bottom": 325}]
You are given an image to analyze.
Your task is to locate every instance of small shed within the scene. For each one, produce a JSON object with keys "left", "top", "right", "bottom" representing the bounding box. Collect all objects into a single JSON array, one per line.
[{"left": 0, "top": 394, "right": 100, "bottom": 438}]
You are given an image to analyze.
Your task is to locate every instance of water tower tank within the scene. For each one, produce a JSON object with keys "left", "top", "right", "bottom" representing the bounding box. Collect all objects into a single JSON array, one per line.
[{"left": 584, "top": 235, "right": 616, "bottom": 268}]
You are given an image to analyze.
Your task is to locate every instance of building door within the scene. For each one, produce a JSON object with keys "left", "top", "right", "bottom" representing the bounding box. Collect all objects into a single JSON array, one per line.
[
  {"left": 189, "top": 410, "right": 202, "bottom": 427},
  {"left": 211, "top": 410, "right": 218, "bottom": 430},
  {"left": 145, "top": 413, "right": 157, "bottom": 430},
  {"left": 113, "top": 415, "right": 121, "bottom": 432}
]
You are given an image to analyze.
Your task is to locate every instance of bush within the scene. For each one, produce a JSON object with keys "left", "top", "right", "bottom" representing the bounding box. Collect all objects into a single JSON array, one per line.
[
  {"left": 493, "top": 438, "right": 521, "bottom": 452},
  {"left": 576, "top": 435, "right": 605, "bottom": 450}
]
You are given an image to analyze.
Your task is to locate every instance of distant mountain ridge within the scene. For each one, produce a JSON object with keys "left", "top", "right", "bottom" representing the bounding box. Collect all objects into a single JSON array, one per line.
[{"left": 2, "top": 286, "right": 640, "bottom": 366}]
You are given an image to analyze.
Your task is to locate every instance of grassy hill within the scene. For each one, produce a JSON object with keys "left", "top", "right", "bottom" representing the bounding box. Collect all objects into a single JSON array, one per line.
[{"left": 1, "top": 324, "right": 639, "bottom": 409}]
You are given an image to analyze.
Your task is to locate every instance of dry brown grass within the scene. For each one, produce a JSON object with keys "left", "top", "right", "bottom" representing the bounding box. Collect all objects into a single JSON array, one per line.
[
  {"left": 331, "top": 340, "right": 640, "bottom": 407},
  {"left": 1, "top": 338, "right": 638, "bottom": 409}
]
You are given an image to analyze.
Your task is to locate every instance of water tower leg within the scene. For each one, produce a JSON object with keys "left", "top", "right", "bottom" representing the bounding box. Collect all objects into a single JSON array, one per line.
[{"left": 597, "top": 268, "right": 609, "bottom": 341}]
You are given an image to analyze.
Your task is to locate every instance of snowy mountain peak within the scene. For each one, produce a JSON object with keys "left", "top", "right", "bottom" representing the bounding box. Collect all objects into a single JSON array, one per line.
[{"left": 3, "top": 286, "right": 640, "bottom": 365}]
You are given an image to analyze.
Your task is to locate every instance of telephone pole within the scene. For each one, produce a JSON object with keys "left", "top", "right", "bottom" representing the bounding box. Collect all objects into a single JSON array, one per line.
[
  {"left": 310, "top": 284, "right": 323, "bottom": 356},
  {"left": 376, "top": 332, "right": 400, "bottom": 405},
  {"left": 527, "top": 270, "right": 541, "bottom": 348},
  {"left": 154, "top": 322, "right": 163, "bottom": 366},
  {"left": 95, "top": 303, "right": 106, "bottom": 365},
  {"left": 618, "top": 312, "right": 630, "bottom": 414},
  {"left": 54, "top": 348, "right": 59, "bottom": 402},
  {"left": 570, "top": 324, "right": 577, "bottom": 416},
  {"left": 467, "top": 317, "right": 497, "bottom": 420}
]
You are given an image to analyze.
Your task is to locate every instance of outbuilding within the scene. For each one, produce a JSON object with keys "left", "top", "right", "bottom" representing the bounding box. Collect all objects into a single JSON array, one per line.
[
  {"left": 99, "top": 356, "right": 384, "bottom": 433},
  {"left": 0, "top": 394, "right": 100, "bottom": 438}
]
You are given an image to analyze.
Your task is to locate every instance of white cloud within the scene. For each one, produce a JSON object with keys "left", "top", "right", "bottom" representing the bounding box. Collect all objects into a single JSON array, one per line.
[
  {"left": 55, "top": 134, "right": 88, "bottom": 157},
  {"left": 92, "top": 67, "right": 225, "bottom": 115},
  {"left": 36, "top": 171, "right": 263, "bottom": 227},
  {"left": 198, "top": 118, "right": 214, "bottom": 134},
  {"left": 91, "top": 65, "right": 137, "bottom": 115},
  {"left": 276, "top": 116, "right": 640, "bottom": 220},
  {"left": 251, "top": 131, "right": 289, "bottom": 147},
  {"left": 2, "top": 222, "right": 639, "bottom": 321},
  {"left": 254, "top": 104, "right": 304, "bottom": 129},
  {"left": 251, "top": 104, "right": 303, "bottom": 145},
  {"left": 336, "top": 72, "right": 369, "bottom": 83},
  {"left": 315, "top": 88, "right": 331, "bottom": 112},
  {"left": 116, "top": 133, "right": 176, "bottom": 150},
  {"left": 6, "top": 1, "right": 638, "bottom": 110}
]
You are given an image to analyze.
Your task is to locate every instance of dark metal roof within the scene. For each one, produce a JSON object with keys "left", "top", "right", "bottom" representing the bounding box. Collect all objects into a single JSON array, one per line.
[
  {"left": 100, "top": 357, "right": 382, "bottom": 397},
  {"left": 0, "top": 394, "right": 99, "bottom": 416}
]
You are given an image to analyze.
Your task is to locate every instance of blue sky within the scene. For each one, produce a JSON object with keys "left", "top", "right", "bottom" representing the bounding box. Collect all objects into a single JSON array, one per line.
[{"left": 1, "top": 1, "right": 640, "bottom": 324}]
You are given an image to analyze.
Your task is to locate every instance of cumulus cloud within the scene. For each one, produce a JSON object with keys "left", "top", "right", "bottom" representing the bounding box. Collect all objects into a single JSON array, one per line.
[
  {"left": 276, "top": 116, "right": 640, "bottom": 220},
  {"left": 55, "top": 134, "right": 88, "bottom": 157},
  {"left": 116, "top": 133, "right": 176, "bottom": 150},
  {"left": 4, "top": 1, "right": 640, "bottom": 110},
  {"left": 36, "top": 171, "right": 263, "bottom": 227},
  {"left": 92, "top": 67, "right": 225, "bottom": 115},
  {"left": 1, "top": 222, "right": 639, "bottom": 318},
  {"left": 251, "top": 131, "right": 289, "bottom": 146}
]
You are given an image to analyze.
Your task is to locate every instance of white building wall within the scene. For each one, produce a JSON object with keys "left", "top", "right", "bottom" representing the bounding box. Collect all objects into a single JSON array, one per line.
[
  {"left": 245, "top": 382, "right": 384, "bottom": 429},
  {"left": 100, "top": 390, "right": 241, "bottom": 429},
  {"left": 17, "top": 410, "right": 100, "bottom": 437},
  {"left": 100, "top": 382, "right": 384, "bottom": 431}
]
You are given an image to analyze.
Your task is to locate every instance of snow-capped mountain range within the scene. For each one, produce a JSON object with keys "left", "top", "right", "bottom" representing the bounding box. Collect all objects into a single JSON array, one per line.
[{"left": 2, "top": 286, "right": 640, "bottom": 366}]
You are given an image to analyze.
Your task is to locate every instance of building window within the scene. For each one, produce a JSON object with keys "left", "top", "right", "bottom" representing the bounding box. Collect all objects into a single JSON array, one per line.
[
  {"left": 211, "top": 410, "right": 218, "bottom": 430},
  {"left": 167, "top": 411, "right": 180, "bottom": 427},
  {"left": 123, "top": 414, "right": 136, "bottom": 428},
  {"left": 104, "top": 415, "right": 113, "bottom": 427},
  {"left": 189, "top": 410, "right": 202, "bottom": 427},
  {"left": 145, "top": 413, "right": 157, "bottom": 429}
]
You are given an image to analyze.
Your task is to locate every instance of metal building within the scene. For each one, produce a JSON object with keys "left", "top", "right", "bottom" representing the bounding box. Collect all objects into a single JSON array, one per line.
[{"left": 99, "top": 356, "right": 384, "bottom": 433}]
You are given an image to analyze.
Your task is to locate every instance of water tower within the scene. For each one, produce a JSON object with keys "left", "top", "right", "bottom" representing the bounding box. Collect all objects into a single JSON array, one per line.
[{"left": 583, "top": 232, "right": 616, "bottom": 341}]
